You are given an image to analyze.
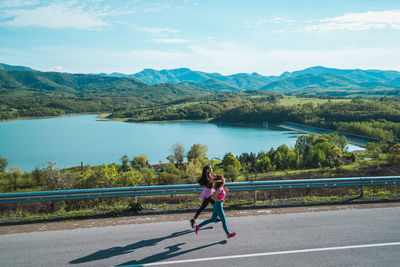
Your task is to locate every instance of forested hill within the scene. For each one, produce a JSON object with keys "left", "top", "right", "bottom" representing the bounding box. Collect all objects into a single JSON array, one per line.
[
  {"left": 105, "top": 65, "right": 400, "bottom": 96},
  {"left": 0, "top": 68, "right": 215, "bottom": 120},
  {"left": 2, "top": 63, "right": 400, "bottom": 97},
  {"left": 0, "top": 69, "right": 212, "bottom": 101}
]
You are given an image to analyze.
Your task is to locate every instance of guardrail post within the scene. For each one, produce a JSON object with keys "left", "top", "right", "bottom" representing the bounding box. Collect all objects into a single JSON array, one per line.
[
  {"left": 360, "top": 185, "right": 364, "bottom": 198},
  {"left": 254, "top": 191, "right": 257, "bottom": 202}
]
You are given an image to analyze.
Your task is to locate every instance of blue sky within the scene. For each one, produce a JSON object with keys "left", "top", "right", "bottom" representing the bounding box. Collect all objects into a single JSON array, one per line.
[{"left": 1, "top": 0, "right": 400, "bottom": 75}]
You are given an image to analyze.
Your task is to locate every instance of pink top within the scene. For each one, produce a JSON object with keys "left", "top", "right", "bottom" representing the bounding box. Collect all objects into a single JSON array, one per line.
[
  {"left": 199, "top": 187, "right": 215, "bottom": 201},
  {"left": 215, "top": 187, "right": 227, "bottom": 200}
]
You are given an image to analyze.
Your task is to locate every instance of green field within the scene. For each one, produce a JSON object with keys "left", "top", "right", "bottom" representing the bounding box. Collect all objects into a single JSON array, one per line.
[{"left": 278, "top": 96, "right": 353, "bottom": 106}]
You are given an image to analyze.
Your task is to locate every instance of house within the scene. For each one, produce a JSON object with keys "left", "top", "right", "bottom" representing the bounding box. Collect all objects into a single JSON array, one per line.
[{"left": 152, "top": 164, "right": 163, "bottom": 172}]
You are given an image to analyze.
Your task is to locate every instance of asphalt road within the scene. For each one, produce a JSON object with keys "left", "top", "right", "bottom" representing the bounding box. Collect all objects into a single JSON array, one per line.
[{"left": 1, "top": 206, "right": 400, "bottom": 266}]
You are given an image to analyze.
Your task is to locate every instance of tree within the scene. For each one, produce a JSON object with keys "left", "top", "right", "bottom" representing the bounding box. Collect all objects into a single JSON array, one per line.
[
  {"left": 365, "top": 142, "right": 382, "bottom": 159},
  {"left": 303, "top": 147, "right": 325, "bottom": 168},
  {"left": 43, "top": 161, "right": 73, "bottom": 190},
  {"left": 166, "top": 155, "right": 175, "bottom": 164},
  {"left": 32, "top": 167, "right": 42, "bottom": 185},
  {"left": 140, "top": 166, "right": 155, "bottom": 185},
  {"left": 184, "top": 161, "right": 202, "bottom": 183},
  {"left": 170, "top": 143, "right": 185, "bottom": 167},
  {"left": 295, "top": 135, "right": 316, "bottom": 155},
  {"left": 163, "top": 162, "right": 181, "bottom": 176},
  {"left": 377, "top": 141, "right": 389, "bottom": 153},
  {"left": 120, "top": 154, "right": 131, "bottom": 172},
  {"left": 325, "top": 133, "right": 348, "bottom": 152},
  {"left": 7, "top": 167, "right": 22, "bottom": 191},
  {"left": 389, "top": 144, "right": 400, "bottom": 165},
  {"left": 118, "top": 169, "right": 144, "bottom": 187},
  {"left": 255, "top": 157, "right": 272, "bottom": 172},
  {"left": 224, "top": 166, "right": 240, "bottom": 182},
  {"left": 159, "top": 172, "right": 179, "bottom": 185},
  {"left": 187, "top": 144, "right": 208, "bottom": 163},
  {"left": 0, "top": 155, "right": 8, "bottom": 173},
  {"left": 98, "top": 163, "right": 119, "bottom": 188},
  {"left": 222, "top": 152, "right": 241, "bottom": 172},
  {"left": 131, "top": 154, "right": 150, "bottom": 169}
]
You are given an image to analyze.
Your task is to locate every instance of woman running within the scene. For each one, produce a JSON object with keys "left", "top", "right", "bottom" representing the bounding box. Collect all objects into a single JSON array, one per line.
[
  {"left": 189, "top": 165, "right": 216, "bottom": 229},
  {"left": 195, "top": 175, "right": 236, "bottom": 238}
]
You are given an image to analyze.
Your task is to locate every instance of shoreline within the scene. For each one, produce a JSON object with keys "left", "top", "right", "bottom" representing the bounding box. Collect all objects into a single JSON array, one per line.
[
  {"left": 0, "top": 112, "right": 104, "bottom": 122},
  {"left": 124, "top": 118, "right": 211, "bottom": 124}
]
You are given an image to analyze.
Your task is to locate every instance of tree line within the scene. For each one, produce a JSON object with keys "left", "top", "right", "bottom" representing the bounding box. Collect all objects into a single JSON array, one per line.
[{"left": 212, "top": 99, "right": 400, "bottom": 141}]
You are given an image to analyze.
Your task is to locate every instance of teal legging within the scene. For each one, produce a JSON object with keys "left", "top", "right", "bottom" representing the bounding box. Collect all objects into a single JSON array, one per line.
[{"left": 198, "top": 201, "right": 229, "bottom": 235}]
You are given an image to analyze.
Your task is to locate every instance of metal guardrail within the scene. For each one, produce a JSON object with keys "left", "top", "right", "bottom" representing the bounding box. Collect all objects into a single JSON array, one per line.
[{"left": 0, "top": 176, "right": 399, "bottom": 204}]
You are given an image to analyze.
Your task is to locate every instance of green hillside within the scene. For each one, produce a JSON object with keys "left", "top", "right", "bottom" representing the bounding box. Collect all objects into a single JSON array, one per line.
[
  {"left": 0, "top": 69, "right": 213, "bottom": 120},
  {"left": 0, "top": 70, "right": 212, "bottom": 100}
]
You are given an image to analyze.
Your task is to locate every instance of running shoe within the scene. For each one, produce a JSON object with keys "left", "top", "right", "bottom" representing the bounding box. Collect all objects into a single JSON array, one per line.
[
  {"left": 227, "top": 232, "right": 236, "bottom": 238},
  {"left": 190, "top": 219, "right": 195, "bottom": 229},
  {"left": 195, "top": 225, "right": 200, "bottom": 235}
]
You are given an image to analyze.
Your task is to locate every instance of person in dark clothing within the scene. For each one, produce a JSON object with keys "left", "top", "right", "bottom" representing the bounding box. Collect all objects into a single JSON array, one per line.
[{"left": 189, "top": 165, "right": 219, "bottom": 228}]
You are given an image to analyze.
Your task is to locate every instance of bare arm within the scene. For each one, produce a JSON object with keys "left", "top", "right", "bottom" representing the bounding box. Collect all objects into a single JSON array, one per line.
[{"left": 206, "top": 174, "right": 215, "bottom": 185}]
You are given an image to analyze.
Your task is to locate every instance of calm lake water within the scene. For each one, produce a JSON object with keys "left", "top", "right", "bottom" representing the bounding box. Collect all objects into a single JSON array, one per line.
[{"left": 0, "top": 114, "right": 363, "bottom": 172}]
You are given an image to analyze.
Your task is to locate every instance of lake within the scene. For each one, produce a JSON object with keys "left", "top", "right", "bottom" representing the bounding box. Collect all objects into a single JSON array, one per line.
[{"left": 0, "top": 114, "right": 363, "bottom": 172}]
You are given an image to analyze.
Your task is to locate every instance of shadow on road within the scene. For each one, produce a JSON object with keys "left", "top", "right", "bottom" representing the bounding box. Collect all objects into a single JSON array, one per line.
[
  {"left": 69, "top": 227, "right": 213, "bottom": 264},
  {"left": 116, "top": 240, "right": 227, "bottom": 266}
]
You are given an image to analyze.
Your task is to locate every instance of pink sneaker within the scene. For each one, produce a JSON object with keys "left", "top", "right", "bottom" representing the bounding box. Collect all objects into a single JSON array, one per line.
[
  {"left": 195, "top": 225, "right": 200, "bottom": 235},
  {"left": 227, "top": 232, "right": 236, "bottom": 238}
]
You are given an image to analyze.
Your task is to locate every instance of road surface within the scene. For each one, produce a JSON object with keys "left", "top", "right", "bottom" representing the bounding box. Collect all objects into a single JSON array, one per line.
[{"left": 1, "top": 206, "right": 400, "bottom": 266}]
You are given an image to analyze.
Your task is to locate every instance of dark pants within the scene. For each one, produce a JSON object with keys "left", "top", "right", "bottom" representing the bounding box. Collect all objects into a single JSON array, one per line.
[{"left": 193, "top": 196, "right": 215, "bottom": 220}]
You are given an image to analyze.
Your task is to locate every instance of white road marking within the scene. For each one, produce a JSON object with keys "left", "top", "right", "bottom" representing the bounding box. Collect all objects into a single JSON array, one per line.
[{"left": 124, "top": 242, "right": 400, "bottom": 266}]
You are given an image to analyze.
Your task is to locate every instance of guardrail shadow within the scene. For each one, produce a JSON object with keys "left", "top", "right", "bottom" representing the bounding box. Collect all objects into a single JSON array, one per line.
[{"left": 69, "top": 227, "right": 214, "bottom": 264}]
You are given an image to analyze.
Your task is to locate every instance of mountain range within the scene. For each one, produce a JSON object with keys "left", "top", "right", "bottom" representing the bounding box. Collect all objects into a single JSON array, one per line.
[
  {"left": 1, "top": 63, "right": 400, "bottom": 97},
  {"left": 98, "top": 65, "right": 400, "bottom": 96}
]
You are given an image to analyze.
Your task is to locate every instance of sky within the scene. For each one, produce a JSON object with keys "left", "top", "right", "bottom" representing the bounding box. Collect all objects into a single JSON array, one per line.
[{"left": 0, "top": 0, "right": 400, "bottom": 76}]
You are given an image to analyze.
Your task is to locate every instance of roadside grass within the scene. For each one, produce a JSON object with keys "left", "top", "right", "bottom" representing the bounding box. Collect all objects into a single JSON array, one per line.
[{"left": 1, "top": 187, "right": 399, "bottom": 223}]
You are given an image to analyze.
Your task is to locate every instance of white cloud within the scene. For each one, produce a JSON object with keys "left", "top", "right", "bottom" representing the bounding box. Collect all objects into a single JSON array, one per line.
[
  {"left": 245, "top": 16, "right": 296, "bottom": 29},
  {"left": 152, "top": 38, "right": 192, "bottom": 43},
  {"left": 53, "top": 66, "right": 64, "bottom": 72},
  {"left": 143, "top": 2, "right": 172, "bottom": 13},
  {"left": 0, "top": 2, "right": 107, "bottom": 29},
  {"left": 133, "top": 26, "right": 179, "bottom": 35},
  {"left": 0, "top": 0, "right": 40, "bottom": 8},
  {"left": 304, "top": 10, "right": 400, "bottom": 31}
]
